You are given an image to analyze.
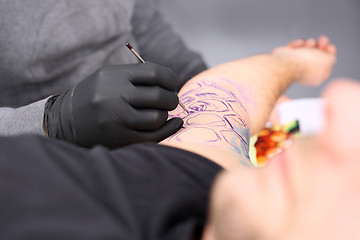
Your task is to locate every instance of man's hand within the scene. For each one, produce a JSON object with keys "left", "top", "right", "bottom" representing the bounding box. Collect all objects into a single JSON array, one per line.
[{"left": 44, "top": 62, "right": 183, "bottom": 148}]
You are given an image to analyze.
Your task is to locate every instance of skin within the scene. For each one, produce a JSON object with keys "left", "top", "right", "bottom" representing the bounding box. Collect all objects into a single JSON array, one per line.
[
  {"left": 204, "top": 79, "right": 360, "bottom": 240},
  {"left": 163, "top": 35, "right": 345, "bottom": 239},
  {"left": 267, "top": 95, "right": 291, "bottom": 125},
  {"left": 201, "top": 41, "right": 360, "bottom": 240},
  {"left": 161, "top": 36, "right": 336, "bottom": 170}
]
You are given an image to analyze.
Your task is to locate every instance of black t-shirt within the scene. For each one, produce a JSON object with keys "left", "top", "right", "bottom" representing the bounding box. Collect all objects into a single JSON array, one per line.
[{"left": 0, "top": 135, "right": 222, "bottom": 240}]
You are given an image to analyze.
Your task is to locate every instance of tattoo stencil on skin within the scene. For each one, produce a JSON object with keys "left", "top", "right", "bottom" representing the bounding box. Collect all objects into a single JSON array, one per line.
[{"left": 167, "top": 79, "right": 252, "bottom": 166}]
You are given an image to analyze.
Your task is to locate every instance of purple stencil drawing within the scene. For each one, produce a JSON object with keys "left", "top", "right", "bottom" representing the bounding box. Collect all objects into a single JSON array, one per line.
[
  {"left": 219, "top": 78, "right": 256, "bottom": 107},
  {"left": 186, "top": 113, "right": 226, "bottom": 127},
  {"left": 224, "top": 114, "right": 247, "bottom": 128},
  {"left": 220, "top": 130, "right": 247, "bottom": 150},
  {"left": 189, "top": 99, "right": 229, "bottom": 112},
  {"left": 171, "top": 80, "right": 236, "bottom": 119},
  {"left": 168, "top": 106, "right": 188, "bottom": 119},
  {"left": 201, "top": 79, "right": 218, "bottom": 86},
  {"left": 195, "top": 86, "right": 234, "bottom": 99},
  {"left": 168, "top": 111, "right": 189, "bottom": 119},
  {"left": 166, "top": 78, "right": 251, "bottom": 161},
  {"left": 179, "top": 82, "right": 202, "bottom": 98},
  {"left": 181, "top": 96, "right": 195, "bottom": 106},
  {"left": 226, "top": 100, "right": 247, "bottom": 121},
  {"left": 169, "top": 127, "right": 221, "bottom": 143},
  {"left": 220, "top": 130, "right": 250, "bottom": 159}
]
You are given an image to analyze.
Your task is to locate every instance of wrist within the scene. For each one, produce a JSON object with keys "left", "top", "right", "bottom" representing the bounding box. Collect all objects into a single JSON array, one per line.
[
  {"left": 43, "top": 90, "right": 76, "bottom": 143},
  {"left": 270, "top": 53, "right": 305, "bottom": 84},
  {"left": 42, "top": 114, "right": 48, "bottom": 136}
]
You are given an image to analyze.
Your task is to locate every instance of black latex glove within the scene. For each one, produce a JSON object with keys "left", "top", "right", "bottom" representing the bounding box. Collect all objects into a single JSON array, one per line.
[{"left": 43, "top": 62, "right": 183, "bottom": 148}]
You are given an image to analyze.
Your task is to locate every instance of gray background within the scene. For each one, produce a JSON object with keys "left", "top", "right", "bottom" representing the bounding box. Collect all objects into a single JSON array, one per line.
[{"left": 159, "top": 0, "right": 360, "bottom": 98}]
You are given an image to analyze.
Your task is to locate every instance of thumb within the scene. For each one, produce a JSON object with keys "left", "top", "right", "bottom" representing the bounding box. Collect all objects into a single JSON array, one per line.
[{"left": 143, "top": 118, "right": 183, "bottom": 142}]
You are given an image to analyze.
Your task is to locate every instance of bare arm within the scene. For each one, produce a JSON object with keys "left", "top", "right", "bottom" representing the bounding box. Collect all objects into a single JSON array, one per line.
[{"left": 161, "top": 37, "right": 336, "bottom": 169}]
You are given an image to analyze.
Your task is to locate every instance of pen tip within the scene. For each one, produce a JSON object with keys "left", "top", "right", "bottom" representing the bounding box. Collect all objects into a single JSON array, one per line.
[{"left": 125, "top": 42, "right": 133, "bottom": 50}]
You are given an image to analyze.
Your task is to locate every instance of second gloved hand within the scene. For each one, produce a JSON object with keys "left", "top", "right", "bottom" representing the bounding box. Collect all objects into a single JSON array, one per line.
[{"left": 44, "top": 62, "right": 183, "bottom": 148}]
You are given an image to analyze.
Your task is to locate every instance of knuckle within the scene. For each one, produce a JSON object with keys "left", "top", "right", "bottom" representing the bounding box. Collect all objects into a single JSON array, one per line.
[
  {"left": 169, "top": 94, "right": 179, "bottom": 109},
  {"left": 124, "top": 111, "right": 133, "bottom": 126},
  {"left": 151, "top": 111, "right": 167, "bottom": 128},
  {"left": 146, "top": 64, "right": 159, "bottom": 79},
  {"left": 125, "top": 109, "right": 138, "bottom": 129},
  {"left": 124, "top": 86, "right": 136, "bottom": 103},
  {"left": 93, "top": 68, "right": 103, "bottom": 80},
  {"left": 153, "top": 86, "right": 163, "bottom": 101},
  {"left": 148, "top": 62, "right": 166, "bottom": 79},
  {"left": 96, "top": 115, "right": 110, "bottom": 130},
  {"left": 94, "top": 66, "right": 110, "bottom": 81},
  {"left": 95, "top": 65, "right": 128, "bottom": 82}
]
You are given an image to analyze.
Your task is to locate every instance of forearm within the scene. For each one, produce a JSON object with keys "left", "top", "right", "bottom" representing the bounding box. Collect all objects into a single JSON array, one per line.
[
  {"left": 160, "top": 54, "right": 304, "bottom": 169},
  {"left": 0, "top": 98, "right": 47, "bottom": 136},
  {"left": 196, "top": 54, "right": 303, "bottom": 135}
]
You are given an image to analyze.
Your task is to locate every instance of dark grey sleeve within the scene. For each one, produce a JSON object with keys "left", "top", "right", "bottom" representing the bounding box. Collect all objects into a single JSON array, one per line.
[
  {"left": 0, "top": 98, "right": 47, "bottom": 136},
  {"left": 131, "top": 0, "right": 208, "bottom": 89}
]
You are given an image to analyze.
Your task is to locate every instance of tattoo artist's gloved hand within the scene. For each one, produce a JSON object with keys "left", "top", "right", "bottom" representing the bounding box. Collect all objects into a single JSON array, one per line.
[{"left": 43, "top": 62, "right": 183, "bottom": 148}]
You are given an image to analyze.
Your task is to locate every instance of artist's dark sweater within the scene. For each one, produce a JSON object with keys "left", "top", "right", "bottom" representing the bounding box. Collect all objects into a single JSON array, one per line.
[{"left": 0, "top": 0, "right": 207, "bottom": 135}]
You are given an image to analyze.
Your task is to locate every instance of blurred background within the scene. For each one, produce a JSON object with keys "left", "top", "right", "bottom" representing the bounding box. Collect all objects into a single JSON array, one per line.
[{"left": 159, "top": 0, "right": 360, "bottom": 98}]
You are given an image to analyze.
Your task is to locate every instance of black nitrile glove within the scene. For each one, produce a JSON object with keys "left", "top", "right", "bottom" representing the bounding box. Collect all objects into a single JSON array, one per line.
[{"left": 44, "top": 62, "right": 183, "bottom": 148}]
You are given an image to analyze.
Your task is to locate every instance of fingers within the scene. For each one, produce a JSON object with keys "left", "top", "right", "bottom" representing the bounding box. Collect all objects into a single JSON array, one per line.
[
  {"left": 305, "top": 38, "right": 316, "bottom": 47},
  {"left": 317, "top": 36, "right": 337, "bottom": 54},
  {"left": 129, "top": 62, "right": 179, "bottom": 91},
  {"left": 287, "top": 38, "right": 315, "bottom": 48},
  {"left": 125, "top": 108, "right": 169, "bottom": 131},
  {"left": 287, "top": 39, "right": 305, "bottom": 48},
  {"left": 128, "top": 86, "right": 179, "bottom": 110},
  {"left": 317, "top": 35, "right": 330, "bottom": 50},
  {"left": 326, "top": 44, "right": 337, "bottom": 54},
  {"left": 110, "top": 117, "right": 183, "bottom": 147},
  {"left": 287, "top": 36, "right": 335, "bottom": 54},
  {"left": 141, "top": 117, "right": 184, "bottom": 142}
]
